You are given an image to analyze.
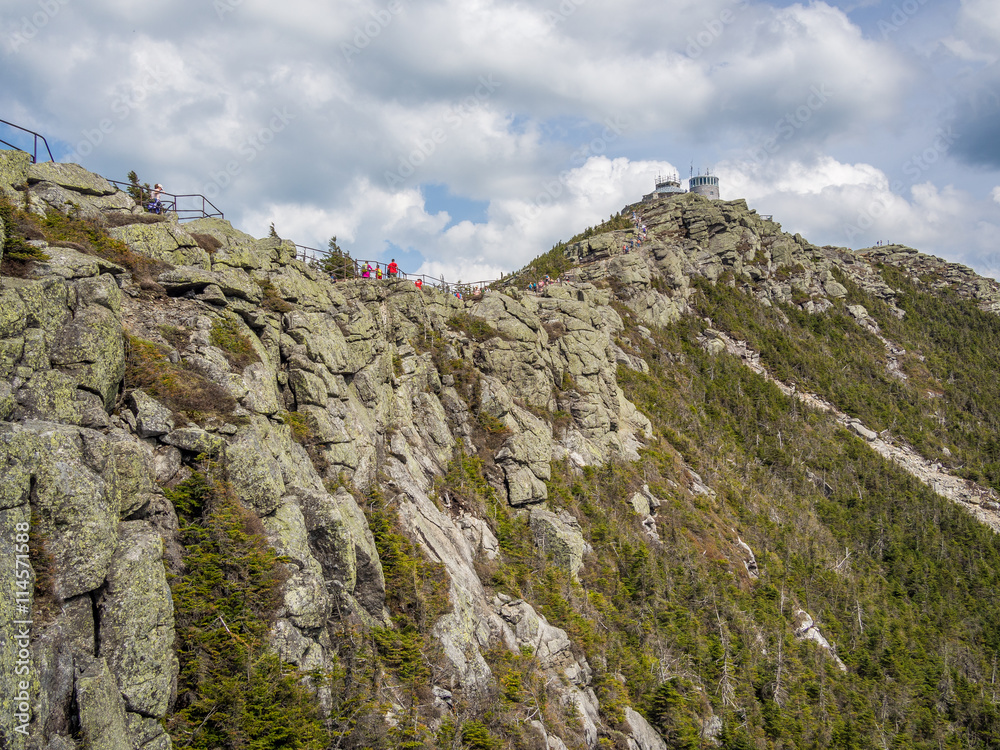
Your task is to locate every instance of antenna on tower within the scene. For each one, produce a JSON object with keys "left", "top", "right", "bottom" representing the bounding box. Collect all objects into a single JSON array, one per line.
[{"left": 689, "top": 161, "right": 694, "bottom": 179}]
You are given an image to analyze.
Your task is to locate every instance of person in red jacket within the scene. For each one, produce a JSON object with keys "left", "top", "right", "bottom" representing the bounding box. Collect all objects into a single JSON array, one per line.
[
  {"left": 388, "top": 259, "right": 398, "bottom": 277},
  {"left": 415, "top": 278, "right": 423, "bottom": 290}
]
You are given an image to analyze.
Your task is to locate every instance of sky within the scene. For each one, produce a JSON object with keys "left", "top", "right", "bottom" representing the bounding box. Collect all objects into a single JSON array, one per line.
[{"left": 2, "top": 0, "right": 999, "bottom": 283}]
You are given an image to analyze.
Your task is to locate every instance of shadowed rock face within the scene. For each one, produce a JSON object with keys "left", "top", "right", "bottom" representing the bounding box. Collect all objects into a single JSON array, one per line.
[{"left": 4, "top": 152, "right": 1000, "bottom": 750}]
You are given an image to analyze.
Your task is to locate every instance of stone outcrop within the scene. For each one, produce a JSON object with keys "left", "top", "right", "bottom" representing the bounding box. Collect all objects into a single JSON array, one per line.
[{"left": 792, "top": 610, "right": 847, "bottom": 672}]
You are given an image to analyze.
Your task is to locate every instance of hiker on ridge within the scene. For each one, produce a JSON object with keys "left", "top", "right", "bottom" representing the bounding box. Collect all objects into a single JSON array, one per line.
[{"left": 146, "top": 183, "right": 164, "bottom": 214}]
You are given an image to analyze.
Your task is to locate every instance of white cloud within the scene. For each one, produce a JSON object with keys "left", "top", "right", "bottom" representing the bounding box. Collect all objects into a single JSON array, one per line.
[{"left": 2, "top": 0, "right": 999, "bottom": 285}]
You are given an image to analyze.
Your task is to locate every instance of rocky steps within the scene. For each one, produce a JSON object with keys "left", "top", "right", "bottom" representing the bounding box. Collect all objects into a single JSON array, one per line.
[{"left": 1, "top": 150, "right": 998, "bottom": 750}]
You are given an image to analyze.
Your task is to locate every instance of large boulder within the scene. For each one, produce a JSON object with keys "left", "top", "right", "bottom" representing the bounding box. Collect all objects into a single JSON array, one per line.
[
  {"left": 299, "top": 486, "right": 386, "bottom": 619},
  {"left": 49, "top": 292, "right": 125, "bottom": 410},
  {"left": 28, "top": 181, "right": 134, "bottom": 221},
  {"left": 223, "top": 424, "right": 286, "bottom": 515},
  {"left": 8, "top": 424, "right": 118, "bottom": 599},
  {"left": 29, "top": 246, "right": 128, "bottom": 282},
  {"left": 108, "top": 222, "right": 210, "bottom": 269},
  {"left": 97, "top": 523, "right": 177, "bottom": 717},
  {"left": 14, "top": 371, "right": 83, "bottom": 425},
  {"left": 529, "top": 508, "right": 590, "bottom": 580},
  {"left": 0, "top": 149, "right": 31, "bottom": 199},
  {"left": 157, "top": 266, "right": 263, "bottom": 303},
  {"left": 262, "top": 499, "right": 332, "bottom": 630},
  {"left": 28, "top": 162, "right": 116, "bottom": 196},
  {"left": 624, "top": 707, "right": 668, "bottom": 750},
  {"left": 74, "top": 656, "right": 133, "bottom": 750}
]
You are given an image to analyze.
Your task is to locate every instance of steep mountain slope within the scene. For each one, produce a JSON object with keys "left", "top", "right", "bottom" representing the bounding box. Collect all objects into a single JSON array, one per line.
[{"left": 3, "top": 150, "right": 1000, "bottom": 750}]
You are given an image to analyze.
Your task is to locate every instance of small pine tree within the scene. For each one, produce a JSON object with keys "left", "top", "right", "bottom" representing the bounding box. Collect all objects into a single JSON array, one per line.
[
  {"left": 126, "top": 170, "right": 151, "bottom": 206},
  {"left": 314, "top": 235, "right": 357, "bottom": 279}
]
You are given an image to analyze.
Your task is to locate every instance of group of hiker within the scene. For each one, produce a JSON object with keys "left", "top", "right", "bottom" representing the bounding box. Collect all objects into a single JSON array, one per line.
[
  {"left": 526, "top": 275, "right": 560, "bottom": 292},
  {"left": 623, "top": 209, "right": 648, "bottom": 253},
  {"left": 359, "top": 258, "right": 400, "bottom": 280},
  {"left": 345, "top": 259, "right": 487, "bottom": 299}
]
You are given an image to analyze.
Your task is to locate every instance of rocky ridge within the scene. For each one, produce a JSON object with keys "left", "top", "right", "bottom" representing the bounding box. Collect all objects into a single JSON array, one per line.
[{"left": 2, "top": 151, "right": 1000, "bottom": 749}]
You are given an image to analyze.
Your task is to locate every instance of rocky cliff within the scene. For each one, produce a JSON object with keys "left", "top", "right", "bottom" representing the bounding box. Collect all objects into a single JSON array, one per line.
[{"left": 3, "top": 150, "right": 1000, "bottom": 750}]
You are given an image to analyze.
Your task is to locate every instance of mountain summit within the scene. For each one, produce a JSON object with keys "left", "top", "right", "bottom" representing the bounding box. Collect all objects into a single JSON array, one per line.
[{"left": 3, "top": 151, "right": 1000, "bottom": 750}]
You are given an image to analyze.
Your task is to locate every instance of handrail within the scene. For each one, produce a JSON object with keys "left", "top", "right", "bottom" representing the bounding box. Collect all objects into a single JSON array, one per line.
[
  {"left": 0, "top": 118, "right": 55, "bottom": 163},
  {"left": 294, "top": 244, "right": 501, "bottom": 295},
  {"left": 107, "top": 179, "right": 224, "bottom": 221}
]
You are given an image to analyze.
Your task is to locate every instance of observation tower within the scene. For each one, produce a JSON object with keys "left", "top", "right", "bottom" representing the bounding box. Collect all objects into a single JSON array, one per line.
[{"left": 688, "top": 171, "right": 720, "bottom": 200}]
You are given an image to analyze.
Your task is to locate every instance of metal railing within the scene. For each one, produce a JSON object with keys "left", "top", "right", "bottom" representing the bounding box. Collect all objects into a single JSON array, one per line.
[
  {"left": 107, "top": 179, "right": 224, "bottom": 221},
  {"left": 294, "top": 244, "right": 501, "bottom": 296},
  {"left": 0, "top": 118, "right": 54, "bottom": 164}
]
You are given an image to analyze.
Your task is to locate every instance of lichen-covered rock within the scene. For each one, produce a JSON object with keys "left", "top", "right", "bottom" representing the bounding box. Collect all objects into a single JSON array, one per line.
[
  {"left": 0, "top": 149, "right": 31, "bottom": 200},
  {"left": 624, "top": 706, "right": 668, "bottom": 750},
  {"left": 125, "top": 712, "right": 173, "bottom": 750},
  {"left": 529, "top": 508, "right": 590, "bottom": 580},
  {"left": 14, "top": 371, "right": 83, "bottom": 424},
  {"left": 28, "top": 162, "right": 116, "bottom": 196},
  {"left": 49, "top": 299, "right": 124, "bottom": 410},
  {"left": 0, "top": 503, "right": 32, "bottom": 750},
  {"left": 108, "top": 221, "right": 209, "bottom": 269},
  {"left": 5, "top": 423, "right": 117, "bottom": 599},
  {"left": 223, "top": 423, "right": 286, "bottom": 515},
  {"left": 158, "top": 266, "right": 263, "bottom": 303},
  {"left": 283, "top": 310, "right": 356, "bottom": 373},
  {"left": 128, "top": 391, "right": 175, "bottom": 438},
  {"left": 74, "top": 656, "right": 133, "bottom": 750},
  {"left": 298, "top": 486, "right": 386, "bottom": 618},
  {"left": 28, "top": 180, "right": 135, "bottom": 221},
  {"left": 240, "top": 361, "right": 282, "bottom": 415},
  {"left": 10, "top": 278, "right": 71, "bottom": 335},
  {"left": 97, "top": 522, "right": 177, "bottom": 717},
  {"left": 262, "top": 499, "right": 332, "bottom": 630},
  {"left": 103, "top": 436, "right": 158, "bottom": 518},
  {"left": 161, "top": 427, "right": 224, "bottom": 456},
  {"left": 182, "top": 217, "right": 296, "bottom": 271},
  {"left": 0, "top": 286, "right": 28, "bottom": 338},
  {"left": 31, "top": 246, "right": 128, "bottom": 282},
  {"left": 495, "top": 596, "right": 590, "bottom": 684}
]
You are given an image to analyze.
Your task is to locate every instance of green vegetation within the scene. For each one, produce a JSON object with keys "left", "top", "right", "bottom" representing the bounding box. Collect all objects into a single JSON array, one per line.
[
  {"left": 505, "top": 211, "right": 631, "bottom": 290},
  {"left": 567, "top": 212, "right": 632, "bottom": 243},
  {"left": 509, "top": 241, "right": 574, "bottom": 288},
  {"left": 0, "top": 198, "right": 169, "bottom": 286},
  {"left": 166, "top": 473, "right": 329, "bottom": 749},
  {"left": 210, "top": 314, "right": 259, "bottom": 369},
  {"left": 447, "top": 312, "right": 504, "bottom": 342},
  {"left": 126, "top": 169, "right": 152, "bottom": 206},
  {"left": 360, "top": 488, "right": 452, "bottom": 748},
  {"left": 257, "top": 278, "right": 295, "bottom": 313},
  {"left": 605, "top": 287, "right": 1000, "bottom": 749},
  {"left": 312, "top": 235, "right": 358, "bottom": 280},
  {"left": 694, "top": 272, "right": 1000, "bottom": 491},
  {"left": 0, "top": 192, "right": 49, "bottom": 273},
  {"left": 377, "top": 270, "right": 1000, "bottom": 749},
  {"left": 125, "top": 335, "right": 237, "bottom": 420}
]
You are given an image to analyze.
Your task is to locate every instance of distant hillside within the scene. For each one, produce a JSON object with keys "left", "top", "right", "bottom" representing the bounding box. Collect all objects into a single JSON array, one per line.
[{"left": 4, "top": 150, "right": 1000, "bottom": 750}]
